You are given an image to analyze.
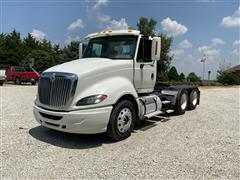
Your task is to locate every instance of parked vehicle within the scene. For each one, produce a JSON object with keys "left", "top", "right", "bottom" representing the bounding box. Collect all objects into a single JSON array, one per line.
[
  {"left": 6, "top": 66, "right": 39, "bottom": 85},
  {"left": 34, "top": 29, "right": 200, "bottom": 141},
  {"left": 0, "top": 69, "right": 6, "bottom": 86}
]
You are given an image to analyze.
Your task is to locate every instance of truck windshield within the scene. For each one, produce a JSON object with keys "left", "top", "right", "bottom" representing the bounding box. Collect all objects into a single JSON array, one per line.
[{"left": 82, "top": 35, "right": 138, "bottom": 60}]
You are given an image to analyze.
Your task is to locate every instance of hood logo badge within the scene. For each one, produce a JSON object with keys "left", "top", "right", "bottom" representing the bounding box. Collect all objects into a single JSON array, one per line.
[{"left": 52, "top": 73, "right": 56, "bottom": 81}]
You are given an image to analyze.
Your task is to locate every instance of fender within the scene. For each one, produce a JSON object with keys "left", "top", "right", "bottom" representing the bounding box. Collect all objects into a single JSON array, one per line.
[{"left": 71, "top": 76, "right": 138, "bottom": 110}]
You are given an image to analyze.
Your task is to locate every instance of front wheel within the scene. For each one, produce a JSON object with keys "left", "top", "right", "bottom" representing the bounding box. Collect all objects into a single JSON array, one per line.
[
  {"left": 15, "top": 77, "right": 21, "bottom": 85},
  {"left": 31, "top": 81, "right": 36, "bottom": 85},
  {"left": 107, "top": 100, "right": 136, "bottom": 141}
]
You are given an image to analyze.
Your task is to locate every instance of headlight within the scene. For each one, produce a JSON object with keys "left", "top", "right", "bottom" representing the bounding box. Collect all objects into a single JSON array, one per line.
[{"left": 76, "top": 94, "right": 108, "bottom": 106}]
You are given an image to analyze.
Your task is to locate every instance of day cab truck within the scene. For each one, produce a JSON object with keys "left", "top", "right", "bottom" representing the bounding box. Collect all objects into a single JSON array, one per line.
[
  {"left": 33, "top": 29, "right": 200, "bottom": 141},
  {"left": 6, "top": 66, "right": 39, "bottom": 85}
]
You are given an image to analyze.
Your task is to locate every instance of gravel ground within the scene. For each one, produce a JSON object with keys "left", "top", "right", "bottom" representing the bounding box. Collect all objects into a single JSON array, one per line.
[{"left": 0, "top": 84, "right": 240, "bottom": 179}]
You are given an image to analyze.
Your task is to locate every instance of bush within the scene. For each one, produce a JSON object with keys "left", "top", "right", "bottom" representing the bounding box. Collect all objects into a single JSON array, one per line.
[
  {"left": 217, "top": 71, "right": 238, "bottom": 85},
  {"left": 187, "top": 72, "right": 201, "bottom": 82}
]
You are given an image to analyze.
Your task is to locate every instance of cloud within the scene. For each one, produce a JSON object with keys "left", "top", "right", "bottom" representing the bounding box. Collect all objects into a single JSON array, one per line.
[
  {"left": 107, "top": 18, "right": 128, "bottom": 30},
  {"left": 232, "top": 40, "right": 240, "bottom": 57},
  {"left": 233, "top": 40, "right": 240, "bottom": 47},
  {"left": 65, "top": 35, "right": 81, "bottom": 45},
  {"left": 220, "top": 7, "right": 240, "bottom": 27},
  {"left": 178, "top": 39, "right": 192, "bottom": 49},
  {"left": 171, "top": 39, "right": 192, "bottom": 60},
  {"left": 211, "top": 38, "right": 225, "bottom": 46},
  {"left": 30, "top": 29, "right": 46, "bottom": 41},
  {"left": 93, "top": 0, "right": 109, "bottom": 9},
  {"left": 87, "top": 0, "right": 128, "bottom": 30},
  {"left": 197, "top": 38, "right": 225, "bottom": 62},
  {"left": 198, "top": 45, "right": 220, "bottom": 57},
  {"left": 170, "top": 49, "right": 185, "bottom": 60},
  {"left": 197, "top": 37, "right": 226, "bottom": 64},
  {"left": 161, "top": 17, "right": 188, "bottom": 37},
  {"left": 68, "top": 19, "right": 85, "bottom": 31},
  {"left": 232, "top": 49, "right": 239, "bottom": 56}
]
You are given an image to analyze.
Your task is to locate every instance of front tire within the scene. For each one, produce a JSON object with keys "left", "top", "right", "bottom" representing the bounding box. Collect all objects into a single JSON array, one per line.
[
  {"left": 107, "top": 100, "right": 136, "bottom": 141},
  {"left": 31, "top": 81, "right": 36, "bottom": 85},
  {"left": 15, "top": 77, "right": 21, "bottom": 85}
]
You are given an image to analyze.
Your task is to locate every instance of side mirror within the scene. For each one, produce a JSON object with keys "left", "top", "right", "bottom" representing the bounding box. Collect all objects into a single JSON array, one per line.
[
  {"left": 151, "top": 37, "right": 161, "bottom": 61},
  {"left": 79, "top": 43, "right": 83, "bottom": 58}
]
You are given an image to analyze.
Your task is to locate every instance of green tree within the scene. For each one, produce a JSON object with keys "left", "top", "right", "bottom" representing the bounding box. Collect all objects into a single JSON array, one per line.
[
  {"left": 59, "top": 41, "right": 80, "bottom": 63},
  {"left": 168, "top": 66, "right": 179, "bottom": 81},
  {"left": 187, "top": 72, "right": 201, "bottom": 82},
  {"left": 157, "top": 34, "right": 173, "bottom": 81},
  {"left": 23, "top": 50, "right": 55, "bottom": 72},
  {"left": 0, "top": 33, "right": 8, "bottom": 68},
  {"left": 179, "top": 72, "right": 185, "bottom": 81},
  {"left": 22, "top": 33, "right": 41, "bottom": 58},
  {"left": 137, "top": 17, "right": 157, "bottom": 36},
  {"left": 217, "top": 70, "right": 237, "bottom": 85},
  {"left": 4, "top": 29, "right": 24, "bottom": 66}
]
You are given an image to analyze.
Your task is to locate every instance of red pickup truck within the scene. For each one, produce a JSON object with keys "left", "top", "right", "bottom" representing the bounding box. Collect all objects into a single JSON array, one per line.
[{"left": 6, "top": 66, "right": 40, "bottom": 85}]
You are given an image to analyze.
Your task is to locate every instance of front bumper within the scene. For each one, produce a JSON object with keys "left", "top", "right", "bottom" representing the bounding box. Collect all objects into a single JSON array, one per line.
[{"left": 33, "top": 105, "right": 113, "bottom": 134}]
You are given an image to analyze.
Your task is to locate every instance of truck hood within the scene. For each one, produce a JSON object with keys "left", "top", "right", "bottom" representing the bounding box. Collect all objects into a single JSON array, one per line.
[{"left": 45, "top": 58, "right": 129, "bottom": 77}]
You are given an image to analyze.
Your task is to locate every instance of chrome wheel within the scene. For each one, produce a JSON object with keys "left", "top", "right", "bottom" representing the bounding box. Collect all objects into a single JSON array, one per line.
[
  {"left": 180, "top": 93, "right": 187, "bottom": 110},
  {"left": 191, "top": 91, "right": 198, "bottom": 106},
  {"left": 117, "top": 107, "right": 132, "bottom": 133}
]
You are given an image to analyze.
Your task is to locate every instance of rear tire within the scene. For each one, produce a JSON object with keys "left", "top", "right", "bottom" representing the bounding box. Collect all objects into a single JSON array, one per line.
[
  {"left": 107, "top": 100, "right": 136, "bottom": 141},
  {"left": 15, "top": 77, "right": 21, "bottom": 85},
  {"left": 0, "top": 82, "right": 3, "bottom": 86},
  {"left": 174, "top": 90, "right": 188, "bottom": 115},
  {"left": 188, "top": 89, "right": 198, "bottom": 110}
]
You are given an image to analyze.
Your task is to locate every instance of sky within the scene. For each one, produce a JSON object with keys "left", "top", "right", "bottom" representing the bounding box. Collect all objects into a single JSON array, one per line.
[{"left": 1, "top": 0, "right": 240, "bottom": 79}]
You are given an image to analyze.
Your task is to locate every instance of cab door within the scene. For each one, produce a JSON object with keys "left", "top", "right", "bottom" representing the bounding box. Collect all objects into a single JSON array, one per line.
[{"left": 134, "top": 38, "right": 156, "bottom": 93}]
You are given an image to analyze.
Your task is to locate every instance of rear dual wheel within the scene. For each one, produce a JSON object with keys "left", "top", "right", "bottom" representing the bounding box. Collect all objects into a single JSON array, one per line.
[
  {"left": 174, "top": 89, "right": 199, "bottom": 115},
  {"left": 188, "top": 89, "right": 198, "bottom": 110},
  {"left": 174, "top": 90, "right": 188, "bottom": 115}
]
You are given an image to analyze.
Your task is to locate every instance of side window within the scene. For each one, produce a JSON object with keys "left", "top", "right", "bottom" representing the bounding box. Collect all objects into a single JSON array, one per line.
[
  {"left": 137, "top": 39, "right": 143, "bottom": 61},
  {"left": 12, "top": 67, "right": 16, "bottom": 72},
  {"left": 137, "top": 38, "right": 152, "bottom": 63}
]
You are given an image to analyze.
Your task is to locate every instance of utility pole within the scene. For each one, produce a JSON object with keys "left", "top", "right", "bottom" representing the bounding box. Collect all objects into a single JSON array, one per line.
[
  {"left": 208, "top": 70, "right": 211, "bottom": 81},
  {"left": 200, "top": 55, "right": 207, "bottom": 81}
]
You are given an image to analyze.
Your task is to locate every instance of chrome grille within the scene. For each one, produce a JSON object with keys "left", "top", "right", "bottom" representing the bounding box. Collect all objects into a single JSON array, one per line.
[{"left": 38, "top": 72, "right": 78, "bottom": 110}]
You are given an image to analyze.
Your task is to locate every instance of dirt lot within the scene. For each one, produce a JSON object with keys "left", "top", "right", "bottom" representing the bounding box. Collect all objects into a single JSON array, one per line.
[{"left": 0, "top": 84, "right": 239, "bottom": 179}]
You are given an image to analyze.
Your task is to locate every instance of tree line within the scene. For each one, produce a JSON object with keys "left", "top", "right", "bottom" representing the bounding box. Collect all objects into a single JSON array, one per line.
[
  {"left": 0, "top": 29, "right": 80, "bottom": 72},
  {"left": 167, "top": 66, "right": 201, "bottom": 82},
  {"left": 0, "top": 17, "right": 201, "bottom": 82}
]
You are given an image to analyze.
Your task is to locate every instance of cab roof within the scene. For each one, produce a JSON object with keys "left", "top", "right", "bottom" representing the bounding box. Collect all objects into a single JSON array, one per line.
[{"left": 85, "top": 29, "right": 141, "bottom": 39}]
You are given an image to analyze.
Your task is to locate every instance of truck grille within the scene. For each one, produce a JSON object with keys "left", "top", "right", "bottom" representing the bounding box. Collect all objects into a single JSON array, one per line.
[{"left": 38, "top": 72, "right": 78, "bottom": 110}]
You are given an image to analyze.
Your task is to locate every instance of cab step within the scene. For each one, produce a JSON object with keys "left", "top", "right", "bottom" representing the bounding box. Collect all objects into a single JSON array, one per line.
[
  {"left": 166, "top": 109, "right": 174, "bottom": 113},
  {"left": 144, "top": 111, "right": 162, "bottom": 119},
  {"left": 162, "top": 100, "right": 171, "bottom": 104}
]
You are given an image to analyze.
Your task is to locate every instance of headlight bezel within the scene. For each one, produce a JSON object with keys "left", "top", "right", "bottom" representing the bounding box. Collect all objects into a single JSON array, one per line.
[{"left": 76, "top": 94, "right": 108, "bottom": 106}]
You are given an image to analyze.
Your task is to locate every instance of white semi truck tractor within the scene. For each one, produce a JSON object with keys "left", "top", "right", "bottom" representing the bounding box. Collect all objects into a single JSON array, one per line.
[{"left": 33, "top": 29, "right": 200, "bottom": 141}]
